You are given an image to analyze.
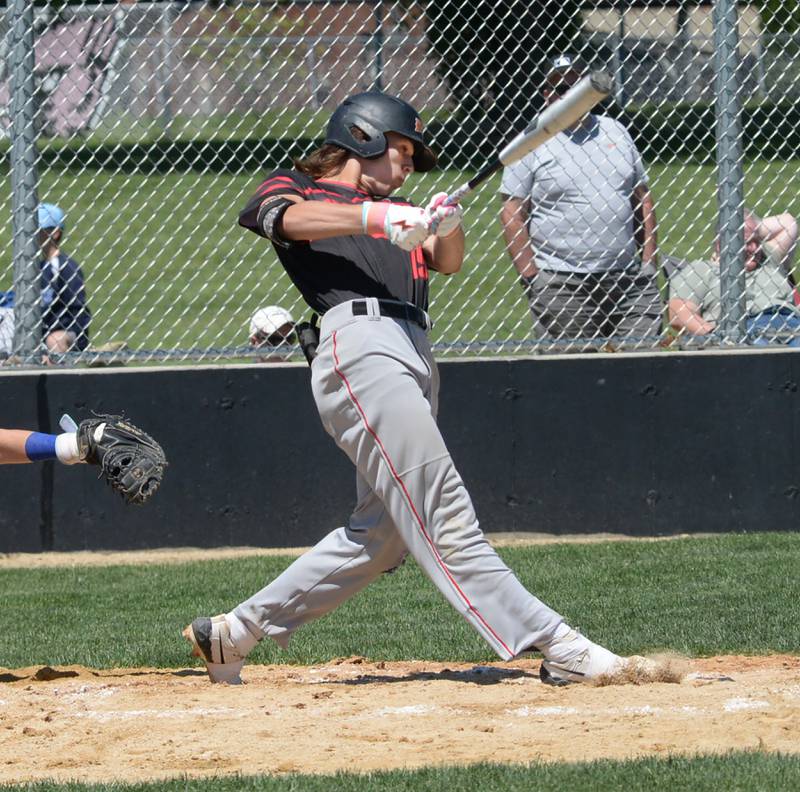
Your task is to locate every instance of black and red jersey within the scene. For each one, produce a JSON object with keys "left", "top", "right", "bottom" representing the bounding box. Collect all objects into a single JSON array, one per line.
[{"left": 238, "top": 169, "right": 429, "bottom": 315}]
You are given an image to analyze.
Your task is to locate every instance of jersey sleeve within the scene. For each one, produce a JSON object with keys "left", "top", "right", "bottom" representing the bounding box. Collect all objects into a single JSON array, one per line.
[
  {"left": 238, "top": 170, "right": 305, "bottom": 237},
  {"left": 618, "top": 121, "right": 648, "bottom": 188},
  {"left": 631, "top": 145, "right": 647, "bottom": 189},
  {"left": 500, "top": 159, "right": 533, "bottom": 200}
]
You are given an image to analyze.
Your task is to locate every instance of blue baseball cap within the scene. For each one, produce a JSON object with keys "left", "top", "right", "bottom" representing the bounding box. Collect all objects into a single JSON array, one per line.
[{"left": 38, "top": 203, "right": 65, "bottom": 230}]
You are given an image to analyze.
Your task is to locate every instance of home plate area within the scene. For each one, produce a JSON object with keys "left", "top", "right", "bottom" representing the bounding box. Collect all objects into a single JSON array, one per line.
[{"left": 1, "top": 655, "right": 799, "bottom": 783}]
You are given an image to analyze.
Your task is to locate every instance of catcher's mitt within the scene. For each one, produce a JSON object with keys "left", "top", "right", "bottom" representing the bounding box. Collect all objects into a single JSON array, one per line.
[{"left": 77, "top": 416, "right": 167, "bottom": 505}]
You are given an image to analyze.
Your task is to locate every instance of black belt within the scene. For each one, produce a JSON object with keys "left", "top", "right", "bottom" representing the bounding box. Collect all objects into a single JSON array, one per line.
[{"left": 351, "top": 300, "right": 430, "bottom": 330}]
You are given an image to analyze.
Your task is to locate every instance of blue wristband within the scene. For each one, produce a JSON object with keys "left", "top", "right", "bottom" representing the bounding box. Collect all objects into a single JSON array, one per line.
[{"left": 24, "top": 432, "right": 58, "bottom": 462}]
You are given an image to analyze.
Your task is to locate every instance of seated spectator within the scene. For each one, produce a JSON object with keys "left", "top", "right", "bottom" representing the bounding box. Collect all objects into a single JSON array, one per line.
[
  {"left": 668, "top": 211, "right": 798, "bottom": 345},
  {"left": 248, "top": 305, "right": 295, "bottom": 361},
  {"left": 38, "top": 203, "right": 91, "bottom": 354}
]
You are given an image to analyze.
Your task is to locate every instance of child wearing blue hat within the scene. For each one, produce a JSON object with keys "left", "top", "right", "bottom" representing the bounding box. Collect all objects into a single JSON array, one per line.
[{"left": 37, "top": 202, "right": 91, "bottom": 355}]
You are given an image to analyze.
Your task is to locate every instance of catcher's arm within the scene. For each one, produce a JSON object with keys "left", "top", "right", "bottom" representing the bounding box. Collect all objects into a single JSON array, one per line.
[
  {"left": 77, "top": 415, "right": 167, "bottom": 505},
  {"left": 0, "top": 421, "right": 82, "bottom": 465},
  {"left": 0, "top": 429, "right": 44, "bottom": 464}
]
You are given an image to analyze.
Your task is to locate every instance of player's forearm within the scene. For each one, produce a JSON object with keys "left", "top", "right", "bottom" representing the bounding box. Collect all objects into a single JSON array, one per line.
[
  {"left": 502, "top": 221, "right": 537, "bottom": 277},
  {"left": 635, "top": 188, "right": 658, "bottom": 266},
  {"left": 426, "top": 228, "right": 465, "bottom": 275},
  {"left": 641, "top": 200, "right": 658, "bottom": 265},
  {"left": 0, "top": 428, "right": 84, "bottom": 465},
  {"left": 501, "top": 199, "right": 536, "bottom": 277},
  {"left": 280, "top": 202, "right": 364, "bottom": 241},
  {"left": 0, "top": 429, "right": 33, "bottom": 464}
]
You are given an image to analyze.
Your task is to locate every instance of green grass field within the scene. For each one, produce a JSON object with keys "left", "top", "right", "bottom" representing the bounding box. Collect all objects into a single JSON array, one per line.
[
  {"left": 2, "top": 533, "right": 800, "bottom": 790},
  {"left": 3, "top": 534, "right": 799, "bottom": 668},
  {"left": 2, "top": 160, "right": 799, "bottom": 356},
  {"left": 6, "top": 753, "right": 800, "bottom": 792}
]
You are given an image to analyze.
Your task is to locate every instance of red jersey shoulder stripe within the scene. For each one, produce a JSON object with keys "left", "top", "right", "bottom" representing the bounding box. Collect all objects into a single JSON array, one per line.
[{"left": 256, "top": 175, "right": 301, "bottom": 197}]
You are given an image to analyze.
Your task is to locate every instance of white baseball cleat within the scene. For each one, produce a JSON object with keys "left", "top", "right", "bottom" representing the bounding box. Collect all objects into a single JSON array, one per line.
[
  {"left": 539, "top": 627, "right": 626, "bottom": 685},
  {"left": 183, "top": 614, "right": 246, "bottom": 684}
]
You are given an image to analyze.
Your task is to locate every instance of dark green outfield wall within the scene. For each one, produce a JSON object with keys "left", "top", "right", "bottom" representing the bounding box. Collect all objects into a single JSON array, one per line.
[{"left": 2, "top": 350, "right": 799, "bottom": 552}]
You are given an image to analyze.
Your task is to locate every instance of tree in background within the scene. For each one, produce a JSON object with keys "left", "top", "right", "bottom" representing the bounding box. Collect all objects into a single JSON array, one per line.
[
  {"left": 424, "top": 0, "right": 581, "bottom": 138},
  {"left": 759, "top": 0, "right": 800, "bottom": 35}
]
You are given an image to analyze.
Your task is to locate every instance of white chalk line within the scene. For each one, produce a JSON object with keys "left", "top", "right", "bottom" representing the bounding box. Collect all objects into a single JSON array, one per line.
[
  {"left": 70, "top": 706, "right": 247, "bottom": 722},
  {"left": 508, "top": 698, "right": 777, "bottom": 719}
]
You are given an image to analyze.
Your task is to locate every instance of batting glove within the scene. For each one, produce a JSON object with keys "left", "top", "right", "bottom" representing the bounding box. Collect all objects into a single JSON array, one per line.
[
  {"left": 426, "top": 192, "right": 463, "bottom": 238},
  {"left": 362, "top": 201, "right": 431, "bottom": 251}
]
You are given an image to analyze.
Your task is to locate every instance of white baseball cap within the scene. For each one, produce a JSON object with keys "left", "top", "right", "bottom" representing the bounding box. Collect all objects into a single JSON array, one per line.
[
  {"left": 544, "top": 53, "right": 586, "bottom": 81},
  {"left": 249, "top": 305, "right": 295, "bottom": 339}
]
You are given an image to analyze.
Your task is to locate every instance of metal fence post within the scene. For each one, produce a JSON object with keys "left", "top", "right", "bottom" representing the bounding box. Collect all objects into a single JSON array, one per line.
[
  {"left": 158, "top": 1, "right": 176, "bottom": 134},
  {"left": 713, "top": 0, "right": 746, "bottom": 343},
  {"left": 9, "top": 0, "right": 40, "bottom": 361},
  {"left": 371, "top": 1, "right": 384, "bottom": 92},
  {"left": 614, "top": 9, "right": 626, "bottom": 106}
]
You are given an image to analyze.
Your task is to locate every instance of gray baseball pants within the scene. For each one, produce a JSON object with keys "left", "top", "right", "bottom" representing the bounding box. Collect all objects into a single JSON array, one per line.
[{"left": 233, "top": 298, "right": 563, "bottom": 659}]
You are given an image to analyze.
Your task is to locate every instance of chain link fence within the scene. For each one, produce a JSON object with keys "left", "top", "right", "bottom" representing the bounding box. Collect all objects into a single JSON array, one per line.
[{"left": 1, "top": 0, "right": 799, "bottom": 365}]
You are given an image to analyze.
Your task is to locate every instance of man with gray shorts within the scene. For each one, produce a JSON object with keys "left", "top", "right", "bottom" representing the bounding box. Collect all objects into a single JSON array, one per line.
[{"left": 500, "top": 54, "right": 662, "bottom": 350}]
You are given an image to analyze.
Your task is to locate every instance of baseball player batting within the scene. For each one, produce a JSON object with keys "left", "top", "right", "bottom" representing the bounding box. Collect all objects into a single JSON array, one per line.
[{"left": 184, "top": 92, "right": 652, "bottom": 685}]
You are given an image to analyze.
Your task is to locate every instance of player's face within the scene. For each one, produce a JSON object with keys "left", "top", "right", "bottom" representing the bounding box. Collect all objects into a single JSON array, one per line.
[
  {"left": 361, "top": 132, "right": 415, "bottom": 195},
  {"left": 37, "top": 227, "right": 61, "bottom": 250}
]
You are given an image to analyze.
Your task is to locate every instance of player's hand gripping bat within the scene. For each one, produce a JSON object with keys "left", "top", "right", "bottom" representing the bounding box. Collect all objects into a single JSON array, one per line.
[{"left": 429, "top": 71, "right": 613, "bottom": 230}]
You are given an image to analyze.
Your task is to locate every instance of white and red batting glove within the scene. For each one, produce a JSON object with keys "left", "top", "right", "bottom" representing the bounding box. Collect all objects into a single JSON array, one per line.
[
  {"left": 362, "top": 201, "right": 431, "bottom": 251},
  {"left": 426, "top": 192, "right": 463, "bottom": 238}
]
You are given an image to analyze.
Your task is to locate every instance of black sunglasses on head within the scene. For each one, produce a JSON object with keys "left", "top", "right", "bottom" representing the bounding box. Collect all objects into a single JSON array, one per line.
[
  {"left": 253, "top": 330, "right": 296, "bottom": 347},
  {"left": 267, "top": 332, "right": 297, "bottom": 346}
]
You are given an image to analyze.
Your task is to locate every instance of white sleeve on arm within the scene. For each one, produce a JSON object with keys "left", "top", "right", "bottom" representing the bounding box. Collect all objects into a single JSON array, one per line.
[
  {"left": 633, "top": 151, "right": 647, "bottom": 189},
  {"left": 618, "top": 121, "right": 647, "bottom": 188},
  {"left": 500, "top": 159, "right": 533, "bottom": 199}
]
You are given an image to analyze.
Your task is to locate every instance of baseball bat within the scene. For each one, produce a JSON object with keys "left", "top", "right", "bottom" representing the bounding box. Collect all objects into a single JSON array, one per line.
[{"left": 434, "top": 71, "right": 613, "bottom": 211}]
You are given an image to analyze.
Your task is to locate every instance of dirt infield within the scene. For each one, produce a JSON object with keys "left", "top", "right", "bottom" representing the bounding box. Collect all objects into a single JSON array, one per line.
[
  {"left": 1, "top": 655, "right": 799, "bottom": 784},
  {"left": 1, "top": 538, "right": 796, "bottom": 783}
]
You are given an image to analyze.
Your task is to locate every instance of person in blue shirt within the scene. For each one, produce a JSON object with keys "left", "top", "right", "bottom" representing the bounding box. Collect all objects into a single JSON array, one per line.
[{"left": 37, "top": 203, "right": 91, "bottom": 354}]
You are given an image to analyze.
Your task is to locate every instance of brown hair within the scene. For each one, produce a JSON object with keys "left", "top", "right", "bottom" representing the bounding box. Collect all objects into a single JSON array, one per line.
[
  {"left": 294, "top": 144, "right": 350, "bottom": 179},
  {"left": 294, "top": 126, "right": 370, "bottom": 179}
]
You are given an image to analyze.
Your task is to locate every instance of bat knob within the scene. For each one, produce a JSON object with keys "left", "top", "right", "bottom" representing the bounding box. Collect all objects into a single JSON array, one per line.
[{"left": 589, "top": 70, "right": 613, "bottom": 95}]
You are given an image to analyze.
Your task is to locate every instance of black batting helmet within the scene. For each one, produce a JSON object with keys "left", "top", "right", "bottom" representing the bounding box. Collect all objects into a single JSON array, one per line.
[{"left": 324, "top": 92, "right": 437, "bottom": 172}]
